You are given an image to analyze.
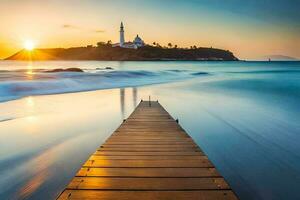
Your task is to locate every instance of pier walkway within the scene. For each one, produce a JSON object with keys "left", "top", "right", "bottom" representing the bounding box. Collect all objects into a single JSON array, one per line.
[{"left": 57, "top": 101, "right": 238, "bottom": 200}]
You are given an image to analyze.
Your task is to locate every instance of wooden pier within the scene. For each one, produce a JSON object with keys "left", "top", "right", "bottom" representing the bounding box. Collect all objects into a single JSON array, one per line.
[{"left": 57, "top": 101, "right": 238, "bottom": 200}]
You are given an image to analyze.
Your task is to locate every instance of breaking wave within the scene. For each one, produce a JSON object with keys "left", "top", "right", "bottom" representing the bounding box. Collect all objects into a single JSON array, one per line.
[{"left": 0, "top": 68, "right": 209, "bottom": 102}]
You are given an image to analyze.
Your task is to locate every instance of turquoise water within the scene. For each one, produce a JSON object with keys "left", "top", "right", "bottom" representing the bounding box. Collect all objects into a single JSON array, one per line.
[{"left": 0, "top": 61, "right": 299, "bottom": 199}]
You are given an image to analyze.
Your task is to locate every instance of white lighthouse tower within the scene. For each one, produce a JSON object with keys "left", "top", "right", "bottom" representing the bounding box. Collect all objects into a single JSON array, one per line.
[
  {"left": 112, "top": 22, "right": 145, "bottom": 49},
  {"left": 120, "top": 22, "right": 125, "bottom": 47}
]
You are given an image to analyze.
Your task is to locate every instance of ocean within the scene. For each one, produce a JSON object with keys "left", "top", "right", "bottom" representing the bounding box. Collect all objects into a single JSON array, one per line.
[{"left": 0, "top": 61, "right": 299, "bottom": 200}]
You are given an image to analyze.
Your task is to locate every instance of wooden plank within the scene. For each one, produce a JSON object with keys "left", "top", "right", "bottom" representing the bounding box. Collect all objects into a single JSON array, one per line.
[
  {"left": 67, "top": 177, "right": 230, "bottom": 190},
  {"left": 101, "top": 145, "right": 198, "bottom": 148},
  {"left": 58, "top": 190, "right": 238, "bottom": 200},
  {"left": 99, "top": 146, "right": 199, "bottom": 150},
  {"left": 107, "top": 136, "right": 190, "bottom": 140},
  {"left": 76, "top": 167, "right": 221, "bottom": 177},
  {"left": 104, "top": 141, "right": 196, "bottom": 145},
  {"left": 56, "top": 101, "right": 238, "bottom": 200},
  {"left": 83, "top": 159, "right": 213, "bottom": 168},
  {"left": 93, "top": 151, "right": 204, "bottom": 156},
  {"left": 97, "top": 148, "right": 200, "bottom": 152},
  {"left": 113, "top": 134, "right": 188, "bottom": 137},
  {"left": 88, "top": 155, "right": 206, "bottom": 160},
  {"left": 106, "top": 138, "right": 194, "bottom": 142}
]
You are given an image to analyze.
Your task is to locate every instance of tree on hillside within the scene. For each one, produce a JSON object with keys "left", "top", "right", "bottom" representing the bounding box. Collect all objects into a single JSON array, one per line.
[
  {"left": 168, "top": 43, "right": 172, "bottom": 48},
  {"left": 107, "top": 40, "right": 112, "bottom": 46},
  {"left": 97, "top": 42, "right": 106, "bottom": 47}
]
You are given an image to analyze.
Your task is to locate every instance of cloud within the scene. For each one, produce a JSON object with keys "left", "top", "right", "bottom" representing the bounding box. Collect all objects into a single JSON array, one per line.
[
  {"left": 62, "top": 24, "right": 105, "bottom": 33},
  {"left": 62, "top": 24, "right": 79, "bottom": 29},
  {"left": 94, "top": 29, "right": 105, "bottom": 33}
]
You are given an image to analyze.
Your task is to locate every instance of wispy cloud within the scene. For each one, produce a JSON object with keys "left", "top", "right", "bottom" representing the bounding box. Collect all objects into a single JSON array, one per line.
[
  {"left": 94, "top": 29, "right": 105, "bottom": 33},
  {"left": 62, "top": 24, "right": 105, "bottom": 34},
  {"left": 62, "top": 24, "right": 80, "bottom": 29}
]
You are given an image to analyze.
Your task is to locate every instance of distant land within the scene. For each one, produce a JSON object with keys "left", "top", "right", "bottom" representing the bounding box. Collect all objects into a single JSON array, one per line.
[
  {"left": 5, "top": 43, "right": 238, "bottom": 61},
  {"left": 261, "top": 55, "right": 299, "bottom": 61}
]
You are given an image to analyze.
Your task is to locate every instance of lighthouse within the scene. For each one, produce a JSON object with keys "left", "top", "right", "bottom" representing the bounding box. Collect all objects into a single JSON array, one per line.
[
  {"left": 112, "top": 22, "right": 145, "bottom": 49},
  {"left": 120, "top": 22, "right": 125, "bottom": 47}
]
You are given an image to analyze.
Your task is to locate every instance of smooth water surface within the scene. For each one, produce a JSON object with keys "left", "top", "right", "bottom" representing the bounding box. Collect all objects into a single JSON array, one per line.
[{"left": 0, "top": 61, "right": 300, "bottom": 200}]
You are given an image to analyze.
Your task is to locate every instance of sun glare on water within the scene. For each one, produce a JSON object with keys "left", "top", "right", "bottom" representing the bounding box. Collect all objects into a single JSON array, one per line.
[{"left": 24, "top": 40, "right": 35, "bottom": 51}]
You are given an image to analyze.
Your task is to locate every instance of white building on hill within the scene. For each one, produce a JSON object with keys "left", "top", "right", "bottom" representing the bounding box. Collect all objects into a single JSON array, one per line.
[{"left": 112, "top": 22, "right": 145, "bottom": 49}]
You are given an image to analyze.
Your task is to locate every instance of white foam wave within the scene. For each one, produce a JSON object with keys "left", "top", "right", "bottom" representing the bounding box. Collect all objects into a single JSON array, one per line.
[{"left": 0, "top": 69, "right": 209, "bottom": 102}]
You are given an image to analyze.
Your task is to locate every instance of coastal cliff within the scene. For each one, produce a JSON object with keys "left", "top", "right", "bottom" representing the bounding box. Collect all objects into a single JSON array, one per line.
[{"left": 5, "top": 45, "right": 238, "bottom": 61}]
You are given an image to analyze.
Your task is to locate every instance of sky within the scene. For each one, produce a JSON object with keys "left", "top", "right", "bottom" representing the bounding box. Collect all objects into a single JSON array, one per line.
[{"left": 0, "top": 0, "right": 299, "bottom": 60}]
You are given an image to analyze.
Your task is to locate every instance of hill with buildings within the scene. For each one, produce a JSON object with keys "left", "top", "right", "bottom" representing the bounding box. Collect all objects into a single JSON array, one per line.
[{"left": 5, "top": 44, "right": 238, "bottom": 61}]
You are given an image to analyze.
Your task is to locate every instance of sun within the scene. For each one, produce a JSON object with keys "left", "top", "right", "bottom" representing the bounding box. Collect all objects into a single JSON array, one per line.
[{"left": 24, "top": 40, "right": 35, "bottom": 51}]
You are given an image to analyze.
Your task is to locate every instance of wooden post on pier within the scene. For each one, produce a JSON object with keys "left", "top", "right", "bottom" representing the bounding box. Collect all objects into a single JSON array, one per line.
[{"left": 57, "top": 101, "right": 238, "bottom": 200}]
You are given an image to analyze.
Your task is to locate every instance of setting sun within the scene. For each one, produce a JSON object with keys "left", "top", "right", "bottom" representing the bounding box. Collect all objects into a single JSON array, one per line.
[{"left": 24, "top": 40, "right": 35, "bottom": 51}]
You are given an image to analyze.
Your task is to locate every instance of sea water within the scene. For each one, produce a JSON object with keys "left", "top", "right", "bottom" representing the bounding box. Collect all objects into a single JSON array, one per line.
[{"left": 0, "top": 61, "right": 299, "bottom": 200}]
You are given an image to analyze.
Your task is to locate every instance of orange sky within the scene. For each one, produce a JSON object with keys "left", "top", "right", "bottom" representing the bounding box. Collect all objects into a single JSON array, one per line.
[{"left": 0, "top": 0, "right": 299, "bottom": 60}]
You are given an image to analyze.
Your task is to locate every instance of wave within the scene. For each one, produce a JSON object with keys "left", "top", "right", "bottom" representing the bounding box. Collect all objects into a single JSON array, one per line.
[
  {"left": 227, "top": 69, "right": 300, "bottom": 74},
  {"left": 192, "top": 72, "right": 210, "bottom": 76},
  {"left": 0, "top": 69, "right": 209, "bottom": 102}
]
